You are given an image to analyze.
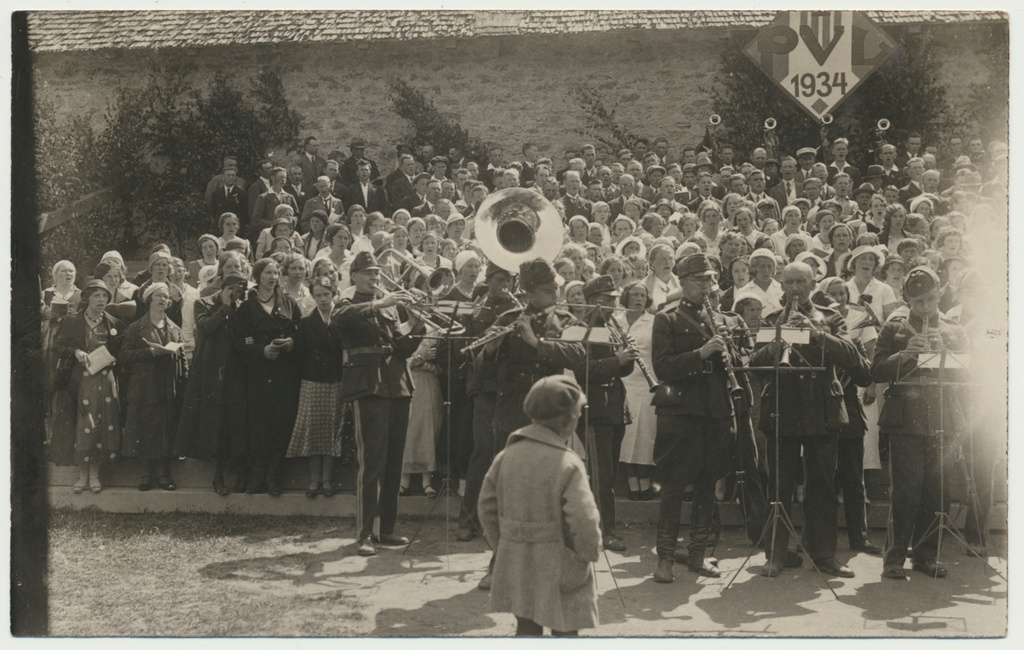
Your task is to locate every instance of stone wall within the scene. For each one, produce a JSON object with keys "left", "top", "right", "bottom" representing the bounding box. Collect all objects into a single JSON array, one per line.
[{"left": 31, "top": 22, "right": 1007, "bottom": 172}]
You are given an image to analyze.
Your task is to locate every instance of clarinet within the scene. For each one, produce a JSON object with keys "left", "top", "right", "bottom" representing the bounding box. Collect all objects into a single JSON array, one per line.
[
  {"left": 702, "top": 294, "right": 744, "bottom": 402},
  {"left": 606, "top": 314, "right": 659, "bottom": 393}
]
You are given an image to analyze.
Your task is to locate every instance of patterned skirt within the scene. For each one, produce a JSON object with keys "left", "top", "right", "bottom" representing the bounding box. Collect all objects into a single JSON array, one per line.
[
  {"left": 75, "top": 368, "right": 122, "bottom": 465},
  {"left": 286, "top": 380, "right": 346, "bottom": 458}
]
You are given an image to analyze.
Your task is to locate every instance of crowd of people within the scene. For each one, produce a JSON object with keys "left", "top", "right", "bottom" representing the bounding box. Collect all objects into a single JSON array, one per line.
[{"left": 41, "top": 122, "right": 1006, "bottom": 600}]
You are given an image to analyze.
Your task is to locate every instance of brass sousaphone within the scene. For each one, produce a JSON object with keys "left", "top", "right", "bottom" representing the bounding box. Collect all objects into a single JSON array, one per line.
[{"left": 473, "top": 187, "right": 564, "bottom": 272}]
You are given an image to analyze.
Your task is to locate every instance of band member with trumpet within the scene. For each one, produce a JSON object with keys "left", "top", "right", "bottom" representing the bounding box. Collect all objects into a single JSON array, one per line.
[
  {"left": 334, "top": 251, "right": 426, "bottom": 557},
  {"left": 749, "top": 262, "right": 862, "bottom": 578},
  {"left": 651, "top": 254, "right": 749, "bottom": 583},
  {"left": 871, "top": 267, "right": 968, "bottom": 579},
  {"left": 575, "top": 275, "right": 638, "bottom": 553},
  {"left": 474, "top": 257, "right": 587, "bottom": 589}
]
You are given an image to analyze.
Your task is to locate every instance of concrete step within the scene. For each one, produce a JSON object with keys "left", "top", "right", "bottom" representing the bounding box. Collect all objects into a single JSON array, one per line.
[{"left": 48, "top": 486, "right": 1007, "bottom": 531}]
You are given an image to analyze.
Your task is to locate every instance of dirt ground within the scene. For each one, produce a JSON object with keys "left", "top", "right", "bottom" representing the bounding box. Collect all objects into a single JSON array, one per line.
[{"left": 47, "top": 509, "right": 1007, "bottom": 637}]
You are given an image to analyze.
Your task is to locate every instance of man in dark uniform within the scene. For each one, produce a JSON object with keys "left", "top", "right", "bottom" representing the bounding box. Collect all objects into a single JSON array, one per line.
[
  {"left": 576, "top": 275, "right": 637, "bottom": 553},
  {"left": 871, "top": 266, "right": 968, "bottom": 579},
  {"left": 749, "top": 261, "right": 861, "bottom": 578},
  {"left": 474, "top": 258, "right": 587, "bottom": 589},
  {"left": 458, "top": 264, "right": 518, "bottom": 542},
  {"left": 650, "top": 254, "right": 748, "bottom": 582},
  {"left": 334, "top": 251, "right": 425, "bottom": 557}
]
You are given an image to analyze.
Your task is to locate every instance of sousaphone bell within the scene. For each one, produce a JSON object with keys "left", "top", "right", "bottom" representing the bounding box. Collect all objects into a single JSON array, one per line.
[{"left": 473, "top": 188, "right": 564, "bottom": 272}]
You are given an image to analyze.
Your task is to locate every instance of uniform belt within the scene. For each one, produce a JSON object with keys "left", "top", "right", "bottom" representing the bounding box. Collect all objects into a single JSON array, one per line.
[{"left": 349, "top": 346, "right": 393, "bottom": 356}]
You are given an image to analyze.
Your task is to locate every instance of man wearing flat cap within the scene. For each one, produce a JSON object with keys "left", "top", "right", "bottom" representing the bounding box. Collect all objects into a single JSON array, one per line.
[
  {"left": 478, "top": 375, "right": 602, "bottom": 636},
  {"left": 333, "top": 251, "right": 426, "bottom": 557},
  {"left": 871, "top": 266, "right": 968, "bottom": 580},
  {"left": 574, "top": 275, "right": 638, "bottom": 553},
  {"left": 748, "top": 261, "right": 862, "bottom": 579},
  {"left": 650, "top": 254, "right": 751, "bottom": 582},
  {"left": 472, "top": 258, "right": 587, "bottom": 589}
]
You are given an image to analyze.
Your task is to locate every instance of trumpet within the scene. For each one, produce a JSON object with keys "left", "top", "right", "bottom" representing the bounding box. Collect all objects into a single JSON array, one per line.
[
  {"left": 703, "top": 295, "right": 744, "bottom": 401},
  {"left": 386, "top": 248, "right": 456, "bottom": 298},
  {"left": 709, "top": 114, "right": 722, "bottom": 126},
  {"left": 605, "top": 312, "right": 658, "bottom": 393},
  {"left": 378, "top": 274, "right": 466, "bottom": 335},
  {"left": 764, "top": 117, "right": 777, "bottom": 131},
  {"left": 821, "top": 113, "right": 834, "bottom": 125},
  {"left": 877, "top": 118, "right": 890, "bottom": 132}
]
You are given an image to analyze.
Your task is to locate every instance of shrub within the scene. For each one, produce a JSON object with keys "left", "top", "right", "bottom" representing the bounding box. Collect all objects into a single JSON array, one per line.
[{"left": 387, "top": 77, "right": 487, "bottom": 161}]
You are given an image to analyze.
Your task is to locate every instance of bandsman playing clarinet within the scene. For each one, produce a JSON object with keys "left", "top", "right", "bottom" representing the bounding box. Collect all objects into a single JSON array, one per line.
[
  {"left": 650, "top": 254, "right": 749, "bottom": 583},
  {"left": 577, "top": 274, "right": 637, "bottom": 553},
  {"left": 871, "top": 266, "right": 968, "bottom": 580},
  {"left": 749, "top": 262, "right": 862, "bottom": 579}
]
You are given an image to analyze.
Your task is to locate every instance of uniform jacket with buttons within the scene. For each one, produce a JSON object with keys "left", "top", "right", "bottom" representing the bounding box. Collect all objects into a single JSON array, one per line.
[
  {"left": 652, "top": 298, "right": 751, "bottom": 419},
  {"left": 870, "top": 312, "right": 968, "bottom": 437},
  {"left": 748, "top": 301, "right": 861, "bottom": 436},
  {"left": 333, "top": 290, "right": 424, "bottom": 401},
  {"left": 572, "top": 315, "right": 634, "bottom": 426},
  {"left": 481, "top": 305, "right": 587, "bottom": 434}
]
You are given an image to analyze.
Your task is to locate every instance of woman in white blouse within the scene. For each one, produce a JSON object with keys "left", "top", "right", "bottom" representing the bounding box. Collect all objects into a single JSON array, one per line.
[{"left": 615, "top": 280, "right": 658, "bottom": 500}]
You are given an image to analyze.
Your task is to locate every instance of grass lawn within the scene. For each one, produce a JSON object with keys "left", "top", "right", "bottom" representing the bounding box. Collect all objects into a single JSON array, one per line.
[{"left": 48, "top": 508, "right": 371, "bottom": 636}]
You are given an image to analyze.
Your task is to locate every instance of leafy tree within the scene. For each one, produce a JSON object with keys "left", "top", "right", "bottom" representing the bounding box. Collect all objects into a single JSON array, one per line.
[
  {"left": 36, "top": 65, "right": 302, "bottom": 273},
  {"left": 388, "top": 77, "right": 487, "bottom": 162}
]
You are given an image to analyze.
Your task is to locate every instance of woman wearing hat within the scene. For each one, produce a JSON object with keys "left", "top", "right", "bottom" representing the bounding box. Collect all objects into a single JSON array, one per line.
[
  {"left": 231, "top": 257, "right": 302, "bottom": 496},
  {"left": 719, "top": 256, "right": 751, "bottom": 312},
  {"left": 285, "top": 276, "right": 346, "bottom": 498},
  {"left": 616, "top": 280, "right": 658, "bottom": 500},
  {"left": 566, "top": 215, "right": 590, "bottom": 246},
  {"left": 189, "top": 234, "right": 222, "bottom": 288},
  {"left": 94, "top": 261, "right": 135, "bottom": 308},
  {"left": 174, "top": 271, "right": 248, "bottom": 495},
  {"left": 98, "top": 250, "right": 139, "bottom": 297},
  {"left": 845, "top": 245, "right": 898, "bottom": 323},
  {"left": 256, "top": 213, "right": 303, "bottom": 259},
  {"left": 42, "top": 260, "right": 82, "bottom": 396},
  {"left": 120, "top": 282, "right": 187, "bottom": 491},
  {"left": 48, "top": 280, "right": 126, "bottom": 493},
  {"left": 132, "top": 251, "right": 184, "bottom": 326},
  {"left": 216, "top": 212, "right": 253, "bottom": 262}
]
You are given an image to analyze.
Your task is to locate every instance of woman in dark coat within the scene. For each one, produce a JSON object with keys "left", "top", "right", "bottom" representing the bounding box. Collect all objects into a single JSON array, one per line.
[
  {"left": 286, "top": 277, "right": 346, "bottom": 497},
  {"left": 119, "top": 282, "right": 187, "bottom": 491},
  {"left": 231, "top": 257, "right": 302, "bottom": 496},
  {"left": 173, "top": 271, "right": 249, "bottom": 495},
  {"left": 48, "top": 280, "right": 126, "bottom": 493}
]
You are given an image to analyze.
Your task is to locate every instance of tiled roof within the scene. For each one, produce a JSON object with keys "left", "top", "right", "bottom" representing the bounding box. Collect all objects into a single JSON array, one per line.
[{"left": 27, "top": 10, "right": 1007, "bottom": 53}]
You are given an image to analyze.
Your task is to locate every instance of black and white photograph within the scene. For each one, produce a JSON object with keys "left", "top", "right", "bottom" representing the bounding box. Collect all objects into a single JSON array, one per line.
[{"left": 7, "top": 1, "right": 1014, "bottom": 640}]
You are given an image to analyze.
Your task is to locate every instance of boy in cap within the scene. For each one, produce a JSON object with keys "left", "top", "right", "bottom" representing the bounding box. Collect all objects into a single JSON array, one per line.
[
  {"left": 334, "top": 251, "right": 426, "bottom": 557},
  {"left": 650, "top": 254, "right": 751, "bottom": 582},
  {"left": 575, "top": 275, "right": 638, "bottom": 552},
  {"left": 871, "top": 267, "right": 968, "bottom": 579},
  {"left": 478, "top": 375, "right": 602, "bottom": 636},
  {"left": 473, "top": 258, "right": 587, "bottom": 588}
]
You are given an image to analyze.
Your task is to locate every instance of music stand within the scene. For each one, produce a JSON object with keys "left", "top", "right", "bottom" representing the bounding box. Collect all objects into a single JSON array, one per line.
[
  {"left": 401, "top": 301, "right": 495, "bottom": 569},
  {"left": 724, "top": 321, "right": 838, "bottom": 596},
  {"left": 889, "top": 345, "right": 1000, "bottom": 579}
]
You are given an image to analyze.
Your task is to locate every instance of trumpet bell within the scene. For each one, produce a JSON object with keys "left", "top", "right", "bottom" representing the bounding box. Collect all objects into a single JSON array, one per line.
[
  {"left": 877, "top": 118, "right": 890, "bottom": 131},
  {"left": 821, "top": 114, "right": 834, "bottom": 125},
  {"left": 709, "top": 114, "right": 722, "bottom": 125},
  {"left": 764, "top": 117, "right": 777, "bottom": 130},
  {"left": 474, "top": 188, "right": 563, "bottom": 272}
]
